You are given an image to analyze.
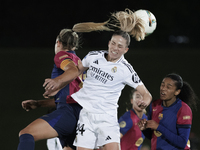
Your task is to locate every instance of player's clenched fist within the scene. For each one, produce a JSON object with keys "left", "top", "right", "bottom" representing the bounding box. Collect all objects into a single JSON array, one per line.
[
  {"left": 21, "top": 100, "right": 39, "bottom": 111},
  {"left": 138, "top": 118, "right": 147, "bottom": 131}
]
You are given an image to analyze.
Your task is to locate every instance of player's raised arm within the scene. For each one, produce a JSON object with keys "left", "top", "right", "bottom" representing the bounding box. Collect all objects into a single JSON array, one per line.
[
  {"left": 136, "top": 84, "right": 152, "bottom": 108},
  {"left": 22, "top": 99, "right": 55, "bottom": 111},
  {"left": 43, "top": 59, "right": 87, "bottom": 98}
]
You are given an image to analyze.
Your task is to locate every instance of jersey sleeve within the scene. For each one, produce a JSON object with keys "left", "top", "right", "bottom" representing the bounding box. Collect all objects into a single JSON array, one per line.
[
  {"left": 157, "top": 124, "right": 191, "bottom": 148},
  {"left": 82, "top": 51, "right": 98, "bottom": 68},
  {"left": 118, "top": 111, "right": 133, "bottom": 135},
  {"left": 124, "top": 69, "right": 143, "bottom": 89},
  {"left": 54, "top": 51, "right": 73, "bottom": 69},
  {"left": 177, "top": 102, "right": 192, "bottom": 126}
]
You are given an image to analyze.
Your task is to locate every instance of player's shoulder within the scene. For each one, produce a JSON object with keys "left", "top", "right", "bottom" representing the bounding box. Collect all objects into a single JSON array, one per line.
[
  {"left": 83, "top": 50, "right": 107, "bottom": 60},
  {"left": 54, "top": 51, "right": 80, "bottom": 67},
  {"left": 119, "top": 110, "right": 132, "bottom": 121},
  {"left": 119, "top": 58, "right": 135, "bottom": 73},
  {"left": 178, "top": 99, "right": 192, "bottom": 114},
  {"left": 87, "top": 50, "right": 107, "bottom": 56},
  {"left": 180, "top": 100, "right": 190, "bottom": 108},
  {"left": 85, "top": 50, "right": 107, "bottom": 62},
  {"left": 55, "top": 51, "right": 76, "bottom": 59}
]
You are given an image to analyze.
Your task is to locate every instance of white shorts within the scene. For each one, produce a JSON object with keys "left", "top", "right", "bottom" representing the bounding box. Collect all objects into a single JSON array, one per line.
[
  {"left": 47, "top": 137, "right": 62, "bottom": 150},
  {"left": 73, "top": 109, "right": 120, "bottom": 149}
]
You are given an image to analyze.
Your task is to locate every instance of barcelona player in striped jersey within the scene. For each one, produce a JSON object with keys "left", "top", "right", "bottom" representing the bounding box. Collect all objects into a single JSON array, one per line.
[
  {"left": 119, "top": 89, "right": 147, "bottom": 150},
  {"left": 18, "top": 29, "right": 84, "bottom": 150},
  {"left": 138, "top": 73, "right": 198, "bottom": 150}
]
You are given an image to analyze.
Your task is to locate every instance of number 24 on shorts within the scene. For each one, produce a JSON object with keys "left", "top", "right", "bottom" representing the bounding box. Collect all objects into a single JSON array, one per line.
[{"left": 76, "top": 123, "right": 85, "bottom": 135}]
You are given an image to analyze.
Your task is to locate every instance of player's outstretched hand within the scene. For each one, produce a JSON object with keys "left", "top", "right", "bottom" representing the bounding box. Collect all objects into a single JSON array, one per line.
[
  {"left": 22, "top": 100, "right": 38, "bottom": 111},
  {"left": 43, "top": 89, "right": 60, "bottom": 98},
  {"left": 43, "top": 78, "right": 61, "bottom": 91},
  {"left": 138, "top": 118, "right": 147, "bottom": 131},
  {"left": 43, "top": 78, "right": 63, "bottom": 98}
]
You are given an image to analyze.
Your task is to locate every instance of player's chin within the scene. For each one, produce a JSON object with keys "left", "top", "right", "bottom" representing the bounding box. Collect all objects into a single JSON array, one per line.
[{"left": 136, "top": 107, "right": 144, "bottom": 112}]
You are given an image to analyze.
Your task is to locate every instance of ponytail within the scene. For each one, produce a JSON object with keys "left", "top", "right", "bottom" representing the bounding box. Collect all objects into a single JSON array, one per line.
[
  {"left": 178, "top": 81, "right": 198, "bottom": 110},
  {"left": 72, "top": 8, "right": 146, "bottom": 41}
]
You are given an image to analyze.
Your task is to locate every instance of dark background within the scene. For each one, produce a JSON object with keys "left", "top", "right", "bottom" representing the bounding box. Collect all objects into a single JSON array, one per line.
[{"left": 1, "top": 0, "right": 200, "bottom": 149}]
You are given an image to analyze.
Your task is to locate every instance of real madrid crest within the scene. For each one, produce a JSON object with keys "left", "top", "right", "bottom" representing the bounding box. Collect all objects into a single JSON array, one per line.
[{"left": 111, "top": 66, "right": 117, "bottom": 73}]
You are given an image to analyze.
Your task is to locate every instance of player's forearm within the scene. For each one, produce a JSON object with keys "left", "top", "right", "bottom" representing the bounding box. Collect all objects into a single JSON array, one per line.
[
  {"left": 136, "top": 85, "right": 152, "bottom": 106},
  {"left": 157, "top": 124, "right": 190, "bottom": 148},
  {"left": 143, "top": 92, "right": 152, "bottom": 106},
  {"left": 57, "top": 62, "right": 87, "bottom": 90},
  {"left": 56, "top": 66, "right": 80, "bottom": 90},
  {"left": 37, "top": 98, "right": 55, "bottom": 108}
]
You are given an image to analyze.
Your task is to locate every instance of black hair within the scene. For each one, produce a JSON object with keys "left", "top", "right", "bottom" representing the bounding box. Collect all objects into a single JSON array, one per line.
[{"left": 165, "top": 73, "right": 198, "bottom": 110}]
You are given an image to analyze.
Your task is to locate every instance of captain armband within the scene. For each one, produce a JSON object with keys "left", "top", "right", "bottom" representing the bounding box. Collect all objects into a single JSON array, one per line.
[{"left": 60, "top": 59, "right": 74, "bottom": 70}]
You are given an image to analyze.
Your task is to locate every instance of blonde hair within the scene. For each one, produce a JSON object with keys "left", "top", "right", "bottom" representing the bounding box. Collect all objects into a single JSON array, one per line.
[
  {"left": 57, "top": 29, "right": 79, "bottom": 50},
  {"left": 72, "top": 8, "right": 146, "bottom": 41},
  {"left": 73, "top": 20, "right": 113, "bottom": 33},
  {"left": 111, "top": 9, "right": 146, "bottom": 41}
]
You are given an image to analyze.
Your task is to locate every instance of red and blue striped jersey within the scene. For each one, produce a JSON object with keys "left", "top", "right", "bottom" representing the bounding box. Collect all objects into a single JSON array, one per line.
[
  {"left": 119, "top": 109, "right": 147, "bottom": 150},
  {"left": 149, "top": 98, "right": 192, "bottom": 150},
  {"left": 51, "top": 50, "right": 83, "bottom": 104}
]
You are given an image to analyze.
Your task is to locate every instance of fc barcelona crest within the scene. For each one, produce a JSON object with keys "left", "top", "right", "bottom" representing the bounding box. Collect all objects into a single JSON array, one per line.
[{"left": 158, "top": 113, "right": 163, "bottom": 120}]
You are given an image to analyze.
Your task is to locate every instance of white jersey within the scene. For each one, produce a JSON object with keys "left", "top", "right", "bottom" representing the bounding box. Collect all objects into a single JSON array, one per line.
[{"left": 71, "top": 50, "right": 143, "bottom": 116}]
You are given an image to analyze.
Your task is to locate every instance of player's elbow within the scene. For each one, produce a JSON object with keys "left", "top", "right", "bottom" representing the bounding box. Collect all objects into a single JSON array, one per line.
[
  {"left": 174, "top": 137, "right": 189, "bottom": 149},
  {"left": 180, "top": 140, "right": 189, "bottom": 149}
]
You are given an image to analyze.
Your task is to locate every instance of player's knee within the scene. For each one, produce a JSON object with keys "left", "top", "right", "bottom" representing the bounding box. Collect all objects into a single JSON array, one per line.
[{"left": 19, "top": 128, "right": 31, "bottom": 137}]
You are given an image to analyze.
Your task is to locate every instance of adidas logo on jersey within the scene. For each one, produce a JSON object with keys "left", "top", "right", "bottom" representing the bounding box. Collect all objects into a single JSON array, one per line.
[
  {"left": 93, "top": 60, "right": 98, "bottom": 64},
  {"left": 105, "top": 136, "right": 111, "bottom": 141}
]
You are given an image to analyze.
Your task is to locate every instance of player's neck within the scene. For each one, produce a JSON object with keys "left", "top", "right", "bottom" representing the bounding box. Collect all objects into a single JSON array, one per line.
[
  {"left": 163, "top": 97, "right": 176, "bottom": 107},
  {"left": 134, "top": 109, "right": 143, "bottom": 119},
  {"left": 106, "top": 54, "right": 120, "bottom": 63}
]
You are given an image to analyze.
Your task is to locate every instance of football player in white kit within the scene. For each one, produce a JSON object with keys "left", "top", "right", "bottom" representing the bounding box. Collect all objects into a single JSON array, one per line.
[
  {"left": 44, "top": 30, "right": 152, "bottom": 150},
  {"left": 43, "top": 9, "right": 152, "bottom": 150}
]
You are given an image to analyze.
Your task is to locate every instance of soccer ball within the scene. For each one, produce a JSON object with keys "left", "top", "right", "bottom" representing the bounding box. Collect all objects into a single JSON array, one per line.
[{"left": 134, "top": 9, "right": 157, "bottom": 36}]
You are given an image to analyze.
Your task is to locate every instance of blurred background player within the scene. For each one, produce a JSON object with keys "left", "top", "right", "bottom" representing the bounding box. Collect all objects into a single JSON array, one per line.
[
  {"left": 138, "top": 73, "right": 198, "bottom": 150},
  {"left": 118, "top": 89, "right": 147, "bottom": 150},
  {"left": 18, "top": 28, "right": 84, "bottom": 150}
]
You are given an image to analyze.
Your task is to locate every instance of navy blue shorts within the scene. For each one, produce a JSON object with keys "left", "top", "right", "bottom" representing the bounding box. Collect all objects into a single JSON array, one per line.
[{"left": 40, "top": 103, "right": 82, "bottom": 149}]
